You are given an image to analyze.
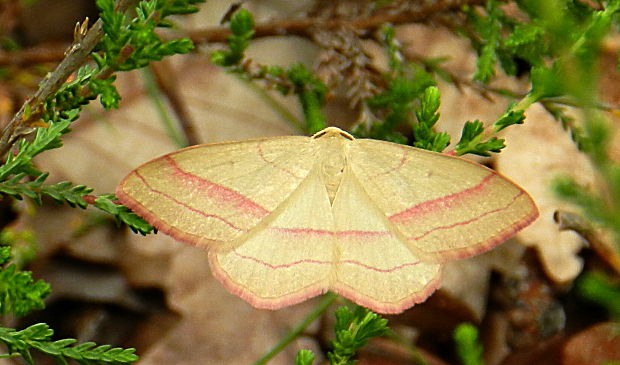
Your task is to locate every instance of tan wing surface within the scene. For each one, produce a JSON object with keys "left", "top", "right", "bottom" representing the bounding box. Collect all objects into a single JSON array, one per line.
[
  {"left": 116, "top": 135, "right": 315, "bottom": 250},
  {"left": 347, "top": 139, "right": 538, "bottom": 262},
  {"left": 209, "top": 168, "right": 336, "bottom": 309},
  {"left": 331, "top": 167, "right": 442, "bottom": 314}
]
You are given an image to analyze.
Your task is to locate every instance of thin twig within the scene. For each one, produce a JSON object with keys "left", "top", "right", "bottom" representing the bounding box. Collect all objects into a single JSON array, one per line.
[
  {"left": 0, "top": 44, "right": 70, "bottom": 66},
  {"left": 0, "top": 19, "right": 103, "bottom": 157},
  {"left": 185, "top": 0, "right": 488, "bottom": 44},
  {"left": 140, "top": 67, "right": 187, "bottom": 148},
  {"left": 0, "top": 0, "right": 488, "bottom": 68},
  {"left": 252, "top": 292, "right": 338, "bottom": 365},
  {"left": 554, "top": 210, "right": 620, "bottom": 275},
  {"left": 0, "top": 0, "right": 139, "bottom": 158},
  {"left": 150, "top": 61, "right": 200, "bottom": 146}
]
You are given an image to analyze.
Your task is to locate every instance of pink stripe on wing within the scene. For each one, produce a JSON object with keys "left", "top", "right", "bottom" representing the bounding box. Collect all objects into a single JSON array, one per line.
[
  {"left": 269, "top": 227, "right": 391, "bottom": 238},
  {"left": 339, "top": 259, "right": 421, "bottom": 273},
  {"left": 389, "top": 173, "right": 497, "bottom": 224},
  {"left": 233, "top": 251, "right": 331, "bottom": 269},
  {"left": 165, "top": 156, "right": 270, "bottom": 218},
  {"left": 233, "top": 251, "right": 420, "bottom": 273},
  {"left": 256, "top": 140, "right": 303, "bottom": 179},
  {"left": 408, "top": 190, "right": 525, "bottom": 241},
  {"left": 134, "top": 170, "right": 248, "bottom": 232},
  {"left": 369, "top": 149, "right": 408, "bottom": 178}
]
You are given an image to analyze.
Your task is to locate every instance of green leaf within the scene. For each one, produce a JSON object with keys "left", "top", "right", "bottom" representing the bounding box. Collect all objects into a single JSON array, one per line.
[
  {"left": 286, "top": 63, "right": 327, "bottom": 134},
  {"left": 40, "top": 182, "right": 93, "bottom": 208},
  {"left": 368, "top": 65, "right": 435, "bottom": 110},
  {"left": 475, "top": 43, "right": 497, "bottom": 83},
  {"left": 468, "top": 0, "right": 503, "bottom": 82},
  {"left": 0, "top": 171, "right": 93, "bottom": 208},
  {"left": 43, "top": 66, "right": 98, "bottom": 123},
  {"left": 97, "top": 0, "right": 200, "bottom": 72},
  {"left": 494, "top": 109, "right": 525, "bottom": 132},
  {"left": 416, "top": 85, "right": 440, "bottom": 126},
  {"left": 0, "top": 323, "right": 139, "bottom": 364},
  {"left": 0, "top": 119, "right": 71, "bottom": 182},
  {"left": 455, "top": 120, "right": 506, "bottom": 156},
  {"left": 230, "top": 8, "right": 255, "bottom": 35},
  {"left": 577, "top": 271, "right": 620, "bottom": 320},
  {"left": 503, "top": 23, "right": 546, "bottom": 68},
  {"left": 453, "top": 323, "right": 485, "bottom": 365},
  {"left": 94, "top": 195, "right": 155, "bottom": 235},
  {"left": 210, "top": 8, "right": 255, "bottom": 67},
  {"left": 328, "top": 306, "right": 389, "bottom": 365},
  {"left": 530, "top": 64, "right": 564, "bottom": 99},
  {"left": 365, "top": 63, "right": 435, "bottom": 141},
  {"left": 0, "top": 260, "right": 51, "bottom": 316},
  {"left": 380, "top": 24, "right": 402, "bottom": 71},
  {"left": 456, "top": 120, "right": 483, "bottom": 147},
  {"left": 89, "top": 77, "right": 121, "bottom": 109},
  {"left": 0, "top": 246, "right": 10, "bottom": 265},
  {"left": 412, "top": 86, "right": 450, "bottom": 152},
  {"left": 295, "top": 349, "right": 315, "bottom": 365}
]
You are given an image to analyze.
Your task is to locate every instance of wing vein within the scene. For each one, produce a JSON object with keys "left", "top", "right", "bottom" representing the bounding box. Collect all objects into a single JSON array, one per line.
[
  {"left": 389, "top": 172, "right": 496, "bottom": 223},
  {"left": 133, "top": 170, "right": 247, "bottom": 232},
  {"left": 165, "top": 155, "right": 270, "bottom": 218},
  {"left": 408, "top": 190, "right": 526, "bottom": 241}
]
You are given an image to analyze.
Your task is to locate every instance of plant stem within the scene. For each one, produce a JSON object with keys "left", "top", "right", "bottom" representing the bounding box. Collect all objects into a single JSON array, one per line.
[
  {"left": 253, "top": 292, "right": 338, "bottom": 365},
  {"left": 243, "top": 79, "right": 305, "bottom": 133},
  {"left": 0, "top": 0, "right": 140, "bottom": 158},
  {"left": 184, "top": 0, "right": 487, "bottom": 43},
  {"left": 385, "top": 330, "right": 429, "bottom": 365},
  {"left": 140, "top": 67, "right": 187, "bottom": 148}
]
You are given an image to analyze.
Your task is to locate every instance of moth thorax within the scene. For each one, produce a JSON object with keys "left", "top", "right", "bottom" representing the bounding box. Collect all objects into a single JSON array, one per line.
[{"left": 321, "top": 152, "right": 346, "bottom": 204}]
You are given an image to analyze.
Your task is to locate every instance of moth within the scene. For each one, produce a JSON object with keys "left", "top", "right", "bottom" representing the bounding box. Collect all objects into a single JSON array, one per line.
[{"left": 116, "top": 127, "right": 538, "bottom": 314}]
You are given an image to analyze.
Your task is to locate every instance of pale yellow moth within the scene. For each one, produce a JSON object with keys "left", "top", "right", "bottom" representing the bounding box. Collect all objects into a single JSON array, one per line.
[{"left": 116, "top": 127, "right": 538, "bottom": 314}]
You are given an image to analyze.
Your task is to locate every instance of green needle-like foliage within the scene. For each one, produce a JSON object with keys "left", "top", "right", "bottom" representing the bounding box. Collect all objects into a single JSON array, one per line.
[
  {"left": 467, "top": 0, "right": 504, "bottom": 83},
  {"left": 0, "top": 265, "right": 50, "bottom": 316},
  {"left": 0, "top": 0, "right": 199, "bottom": 233},
  {"left": 0, "top": 115, "right": 152, "bottom": 234},
  {"left": 94, "top": 195, "right": 154, "bottom": 235},
  {"left": 0, "top": 247, "right": 50, "bottom": 317},
  {"left": 455, "top": 120, "right": 505, "bottom": 157},
  {"left": 0, "top": 323, "right": 138, "bottom": 365},
  {"left": 294, "top": 306, "right": 389, "bottom": 365},
  {"left": 95, "top": 0, "right": 201, "bottom": 71},
  {"left": 328, "top": 306, "right": 389, "bottom": 365},
  {"left": 453, "top": 323, "right": 485, "bottom": 365},
  {"left": 211, "top": 8, "right": 255, "bottom": 67},
  {"left": 0, "top": 118, "right": 72, "bottom": 181},
  {"left": 363, "top": 26, "right": 436, "bottom": 145},
  {"left": 286, "top": 63, "right": 327, "bottom": 134},
  {"left": 295, "top": 349, "right": 316, "bottom": 365},
  {"left": 0, "top": 116, "right": 99, "bottom": 209},
  {"left": 358, "top": 23, "right": 528, "bottom": 155},
  {"left": 211, "top": 9, "right": 328, "bottom": 134},
  {"left": 412, "top": 86, "right": 450, "bottom": 152},
  {"left": 3, "top": 1, "right": 620, "bottom": 364},
  {"left": 0, "top": 1, "right": 203, "bottom": 363},
  {"left": 577, "top": 271, "right": 620, "bottom": 320}
]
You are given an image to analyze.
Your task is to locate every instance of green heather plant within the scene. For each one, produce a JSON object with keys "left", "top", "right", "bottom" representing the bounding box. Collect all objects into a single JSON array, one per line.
[
  {"left": 453, "top": 323, "right": 485, "bottom": 365},
  {"left": 0, "top": 0, "right": 203, "bottom": 363},
  {"left": 211, "top": 3, "right": 620, "bottom": 363},
  {"left": 1, "top": 1, "right": 620, "bottom": 364}
]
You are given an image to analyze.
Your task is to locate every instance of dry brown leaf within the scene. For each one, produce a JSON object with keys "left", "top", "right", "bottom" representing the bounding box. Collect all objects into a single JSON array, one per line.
[
  {"left": 31, "top": 34, "right": 323, "bottom": 363},
  {"left": 562, "top": 322, "right": 620, "bottom": 365},
  {"left": 496, "top": 104, "right": 596, "bottom": 283},
  {"left": 139, "top": 246, "right": 320, "bottom": 365},
  {"left": 440, "top": 240, "right": 527, "bottom": 321}
]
